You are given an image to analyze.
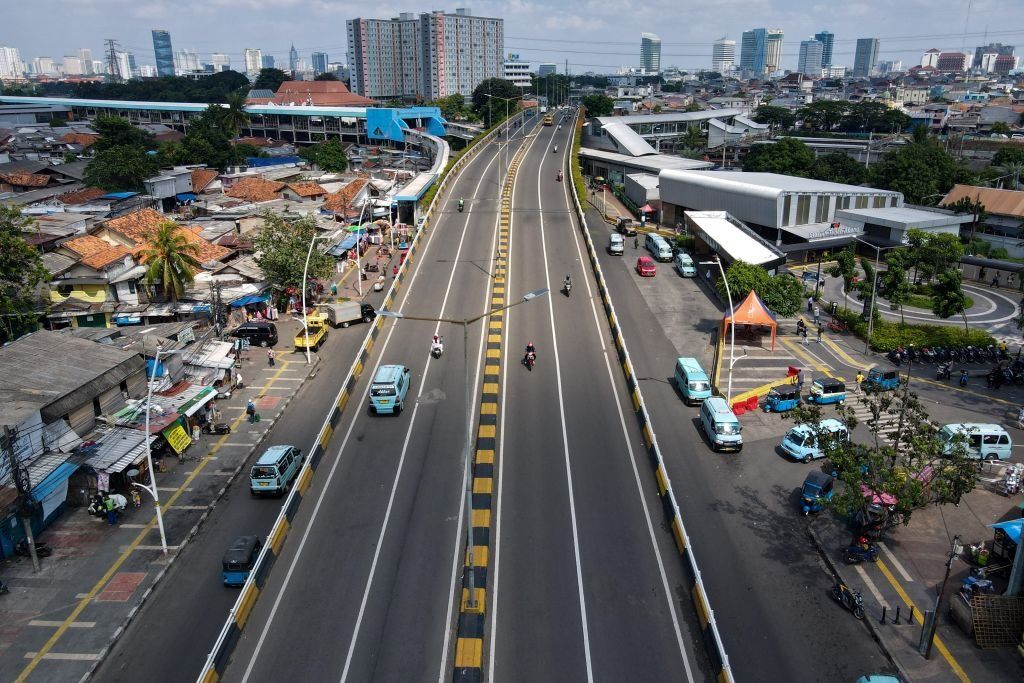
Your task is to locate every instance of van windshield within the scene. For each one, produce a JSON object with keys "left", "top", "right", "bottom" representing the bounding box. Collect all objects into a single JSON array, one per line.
[
  {"left": 786, "top": 429, "right": 809, "bottom": 447},
  {"left": 371, "top": 384, "right": 396, "bottom": 396},
  {"left": 689, "top": 381, "right": 709, "bottom": 391},
  {"left": 251, "top": 466, "right": 277, "bottom": 479},
  {"left": 716, "top": 422, "right": 740, "bottom": 436}
]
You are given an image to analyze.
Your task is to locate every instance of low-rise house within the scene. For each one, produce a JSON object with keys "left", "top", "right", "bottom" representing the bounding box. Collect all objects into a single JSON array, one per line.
[
  {"left": 282, "top": 181, "right": 328, "bottom": 202},
  {"left": 321, "top": 177, "right": 369, "bottom": 221},
  {"left": 224, "top": 176, "right": 286, "bottom": 203},
  {"left": 942, "top": 185, "right": 1024, "bottom": 257}
]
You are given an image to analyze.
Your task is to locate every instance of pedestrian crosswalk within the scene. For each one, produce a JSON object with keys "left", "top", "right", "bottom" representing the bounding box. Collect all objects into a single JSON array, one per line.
[{"left": 846, "top": 394, "right": 904, "bottom": 446}]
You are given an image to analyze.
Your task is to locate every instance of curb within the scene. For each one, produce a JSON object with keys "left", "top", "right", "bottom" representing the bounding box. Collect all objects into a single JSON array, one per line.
[
  {"left": 82, "top": 356, "right": 320, "bottom": 682},
  {"left": 806, "top": 522, "right": 913, "bottom": 683}
]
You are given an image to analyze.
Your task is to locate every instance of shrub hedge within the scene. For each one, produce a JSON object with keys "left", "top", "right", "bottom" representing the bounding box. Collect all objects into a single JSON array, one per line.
[{"left": 830, "top": 306, "right": 994, "bottom": 351}]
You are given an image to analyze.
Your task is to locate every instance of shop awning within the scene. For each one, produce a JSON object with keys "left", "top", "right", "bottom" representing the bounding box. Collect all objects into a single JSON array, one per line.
[
  {"left": 83, "top": 427, "right": 155, "bottom": 474},
  {"left": 990, "top": 519, "right": 1023, "bottom": 544},
  {"left": 31, "top": 461, "right": 79, "bottom": 502},
  {"left": 230, "top": 294, "right": 269, "bottom": 308}
]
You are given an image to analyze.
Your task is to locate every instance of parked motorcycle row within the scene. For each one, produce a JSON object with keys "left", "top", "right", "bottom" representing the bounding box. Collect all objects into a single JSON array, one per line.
[{"left": 886, "top": 344, "right": 1010, "bottom": 367}]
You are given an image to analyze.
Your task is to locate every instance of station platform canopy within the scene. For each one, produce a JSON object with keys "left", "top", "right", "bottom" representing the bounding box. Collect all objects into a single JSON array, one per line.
[{"left": 684, "top": 210, "right": 785, "bottom": 270}]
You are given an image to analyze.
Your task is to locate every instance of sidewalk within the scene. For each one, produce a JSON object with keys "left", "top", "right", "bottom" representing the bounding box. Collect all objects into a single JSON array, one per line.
[
  {"left": 809, "top": 485, "right": 1024, "bottom": 682},
  {"left": 0, "top": 319, "right": 318, "bottom": 683}
]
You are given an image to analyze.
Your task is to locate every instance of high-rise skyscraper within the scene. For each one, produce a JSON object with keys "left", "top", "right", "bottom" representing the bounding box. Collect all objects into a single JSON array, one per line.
[
  {"left": 244, "top": 48, "right": 263, "bottom": 75},
  {"left": 347, "top": 9, "right": 503, "bottom": 101},
  {"left": 974, "top": 43, "right": 1014, "bottom": 67},
  {"left": 798, "top": 40, "right": 824, "bottom": 76},
  {"left": 33, "top": 56, "right": 55, "bottom": 76},
  {"left": 0, "top": 47, "right": 24, "bottom": 79},
  {"left": 289, "top": 43, "right": 298, "bottom": 72},
  {"left": 311, "top": 52, "right": 328, "bottom": 75},
  {"left": 712, "top": 38, "right": 736, "bottom": 74},
  {"left": 211, "top": 53, "right": 231, "bottom": 72},
  {"left": 640, "top": 33, "right": 662, "bottom": 74},
  {"left": 79, "top": 48, "right": 94, "bottom": 75},
  {"left": 538, "top": 63, "right": 557, "bottom": 76},
  {"left": 853, "top": 38, "right": 880, "bottom": 77},
  {"left": 740, "top": 28, "right": 784, "bottom": 75},
  {"left": 814, "top": 30, "right": 835, "bottom": 68},
  {"left": 261, "top": 55, "right": 275, "bottom": 69},
  {"left": 151, "top": 30, "right": 174, "bottom": 77}
]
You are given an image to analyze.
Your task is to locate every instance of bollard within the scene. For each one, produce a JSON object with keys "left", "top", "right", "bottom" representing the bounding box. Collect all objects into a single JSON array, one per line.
[
  {"left": 880, "top": 606, "right": 887, "bottom": 624},
  {"left": 908, "top": 606, "right": 914, "bottom": 624},
  {"left": 893, "top": 605, "right": 901, "bottom": 624}
]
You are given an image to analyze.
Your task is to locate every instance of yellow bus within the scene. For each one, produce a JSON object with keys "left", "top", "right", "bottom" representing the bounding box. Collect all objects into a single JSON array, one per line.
[{"left": 543, "top": 114, "right": 553, "bottom": 126}]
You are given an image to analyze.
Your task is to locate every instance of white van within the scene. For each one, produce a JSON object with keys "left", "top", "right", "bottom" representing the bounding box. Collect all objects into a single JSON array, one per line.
[
  {"left": 645, "top": 233, "right": 673, "bottom": 262},
  {"left": 608, "top": 233, "right": 624, "bottom": 255},
  {"left": 939, "top": 423, "right": 1012, "bottom": 461}
]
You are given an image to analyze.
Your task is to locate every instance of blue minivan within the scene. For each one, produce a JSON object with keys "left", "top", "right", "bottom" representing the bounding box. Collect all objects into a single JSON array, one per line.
[
  {"left": 369, "top": 364, "right": 412, "bottom": 415},
  {"left": 780, "top": 419, "right": 849, "bottom": 462},
  {"left": 250, "top": 445, "right": 303, "bottom": 497},
  {"left": 674, "top": 357, "right": 712, "bottom": 405},
  {"left": 222, "top": 535, "right": 261, "bottom": 587},
  {"left": 700, "top": 397, "right": 743, "bottom": 452}
]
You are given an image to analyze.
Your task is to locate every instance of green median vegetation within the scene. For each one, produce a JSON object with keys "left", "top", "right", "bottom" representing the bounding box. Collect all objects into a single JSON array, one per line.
[{"left": 829, "top": 307, "right": 994, "bottom": 352}]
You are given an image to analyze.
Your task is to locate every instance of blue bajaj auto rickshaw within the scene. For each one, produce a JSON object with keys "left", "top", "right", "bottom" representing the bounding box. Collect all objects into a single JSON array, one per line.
[
  {"left": 222, "top": 535, "right": 262, "bottom": 587},
  {"left": 864, "top": 368, "right": 900, "bottom": 393},
  {"left": 800, "top": 471, "right": 835, "bottom": 515},
  {"left": 808, "top": 378, "right": 846, "bottom": 405},
  {"left": 763, "top": 384, "right": 801, "bottom": 413}
]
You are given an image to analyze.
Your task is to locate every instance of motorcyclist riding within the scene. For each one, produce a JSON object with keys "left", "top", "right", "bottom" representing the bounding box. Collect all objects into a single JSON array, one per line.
[
  {"left": 553, "top": 144, "right": 558, "bottom": 153},
  {"left": 431, "top": 334, "right": 444, "bottom": 357},
  {"left": 524, "top": 341, "right": 536, "bottom": 365},
  {"left": 458, "top": 198, "right": 465, "bottom": 212},
  {"left": 564, "top": 274, "right": 572, "bottom": 293}
]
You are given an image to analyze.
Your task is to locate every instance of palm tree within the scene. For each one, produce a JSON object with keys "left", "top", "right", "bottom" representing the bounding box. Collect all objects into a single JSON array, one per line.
[
  {"left": 220, "top": 91, "right": 250, "bottom": 137},
  {"left": 139, "top": 221, "right": 202, "bottom": 304}
]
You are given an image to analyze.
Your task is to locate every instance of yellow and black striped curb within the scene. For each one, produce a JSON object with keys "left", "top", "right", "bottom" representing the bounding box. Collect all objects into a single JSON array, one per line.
[
  {"left": 451, "top": 118, "right": 533, "bottom": 683},
  {"left": 197, "top": 117, "right": 520, "bottom": 683},
  {"left": 566, "top": 112, "right": 735, "bottom": 683}
]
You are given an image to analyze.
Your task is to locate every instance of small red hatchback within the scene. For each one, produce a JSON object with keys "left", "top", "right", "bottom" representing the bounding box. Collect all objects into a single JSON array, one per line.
[{"left": 636, "top": 256, "right": 656, "bottom": 277}]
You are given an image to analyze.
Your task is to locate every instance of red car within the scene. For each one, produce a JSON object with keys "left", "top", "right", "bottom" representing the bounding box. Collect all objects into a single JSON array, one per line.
[{"left": 636, "top": 256, "right": 656, "bottom": 277}]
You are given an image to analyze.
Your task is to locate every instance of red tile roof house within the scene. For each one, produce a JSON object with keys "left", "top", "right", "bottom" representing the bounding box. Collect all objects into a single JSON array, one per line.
[
  {"left": 224, "top": 176, "right": 286, "bottom": 203},
  {"left": 281, "top": 181, "right": 328, "bottom": 202},
  {"left": 321, "top": 177, "right": 370, "bottom": 218}
]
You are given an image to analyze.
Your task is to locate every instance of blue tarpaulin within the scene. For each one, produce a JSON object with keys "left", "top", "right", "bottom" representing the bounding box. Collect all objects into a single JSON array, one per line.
[
  {"left": 176, "top": 192, "right": 197, "bottom": 202},
  {"left": 246, "top": 156, "right": 302, "bottom": 168},
  {"left": 230, "top": 294, "right": 269, "bottom": 308},
  {"left": 326, "top": 235, "right": 359, "bottom": 257},
  {"left": 31, "top": 462, "right": 78, "bottom": 502},
  {"left": 102, "top": 191, "right": 138, "bottom": 199},
  {"left": 990, "top": 519, "right": 1023, "bottom": 544}
]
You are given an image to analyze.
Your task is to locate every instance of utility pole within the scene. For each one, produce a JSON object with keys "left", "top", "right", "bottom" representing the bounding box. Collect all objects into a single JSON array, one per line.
[
  {"left": 104, "top": 38, "right": 122, "bottom": 83},
  {"left": 3, "top": 426, "right": 41, "bottom": 572}
]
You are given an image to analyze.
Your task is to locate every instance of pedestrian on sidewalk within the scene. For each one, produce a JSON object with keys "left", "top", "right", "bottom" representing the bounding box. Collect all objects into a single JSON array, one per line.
[
  {"left": 813, "top": 306, "right": 820, "bottom": 326},
  {"left": 807, "top": 296, "right": 814, "bottom": 312},
  {"left": 992, "top": 273, "right": 1001, "bottom": 288},
  {"left": 634, "top": 236, "right": 639, "bottom": 250},
  {"left": 246, "top": 399, "right": 257, "bottom": 423},
  {"left": 855, "top": 370, "right": 865, "bottom": 392},
  {"left": 234, "top": 371, "right": 243, "bottom": 390},
  {"left": 801, "top": 326, "right": 809, "bottom": 345},
  {"left": 267, "top": 348, "right": 276, "bottom": 367},
  {"left": 1017, "top": 405, "right": 1024, "bottom": 430}
]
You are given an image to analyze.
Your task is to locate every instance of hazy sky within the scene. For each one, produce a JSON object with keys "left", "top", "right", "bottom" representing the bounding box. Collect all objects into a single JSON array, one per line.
[{"left": 4, "top": 0, "right": 1023, "bottom": 73}]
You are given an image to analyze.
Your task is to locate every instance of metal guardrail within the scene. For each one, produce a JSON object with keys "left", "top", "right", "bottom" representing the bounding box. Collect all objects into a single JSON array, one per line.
[
  {"left": 567, "top": 111, "right": 734, "bottom": 683},
  {"left": 196, "top": 111, "right": 528, "bottom": 683}
]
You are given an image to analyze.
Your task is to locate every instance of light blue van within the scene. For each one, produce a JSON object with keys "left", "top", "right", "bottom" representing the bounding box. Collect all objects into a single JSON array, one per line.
[
  {"left": 645, "top": 233, "right": 673, "bottom": 262},
  {"left": 674, "top": 252, "right": 696, "bottom": 277},
  {"left": 700, "top": 397, "right": 742, "bottom": 452},
  {"left": 369, "top": 364, "right": 411, "bottom": 415},
  {"left": 939, "top": 423, "right": 1012, "bottom": 461},
  {"left": 249, "top": 445, "right": 303, "bottom": 497},
  {"left": 674, "top": 357, "right": 712, "bottom": 405},
  {"left": 780, "top": 419, "right": 849, "bottom": 462}
]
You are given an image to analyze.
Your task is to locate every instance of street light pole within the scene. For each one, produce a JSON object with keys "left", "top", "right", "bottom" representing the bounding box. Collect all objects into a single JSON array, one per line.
[
  {"left": 301, "top": 230, "right": 340, "bottom": 365},
  {"left": 376, "top": 287, "right": 548, "bottom": 610},
  {"left": 140, "top": 344, "right": 173, "bottom": 555},
  {"left": 924, "top": 534, "right": 962, "bottom": 659},
  {"left": 702, "top": 256, "right": 735, "bottom": 402},
  {"left": 853, "top": 236, "right": 900, "bottom": 353}
]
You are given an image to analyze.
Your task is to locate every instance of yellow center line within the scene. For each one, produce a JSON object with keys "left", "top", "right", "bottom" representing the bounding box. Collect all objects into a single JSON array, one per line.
[
  {"left": 874, "top": 559, "right": 971, "bottom": 682},
  {"left": 16, "top": 361, "right": 294, "bottom": 682}
]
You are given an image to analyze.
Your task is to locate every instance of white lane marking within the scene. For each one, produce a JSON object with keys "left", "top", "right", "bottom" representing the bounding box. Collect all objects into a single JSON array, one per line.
[
  {"left": 558, "top": 148, "right": 696, "bottom": 682},
  {"left": 487, "top": 122, "right": 541, "bottom": 682},
  {"left": 535, "top": 127, "right": 595, "bottom": 682},
  {"left": 854, "top": 564, "right": 890, "bottom": 610},
  {"left": 437, "top": 141, "right": 514, "bottom": 682},
  {"left": 239, "top": 147, "right": 499, "bottom": 683},
  {"left": 877, "top": 542, "right": 914, "bottom": 582}
]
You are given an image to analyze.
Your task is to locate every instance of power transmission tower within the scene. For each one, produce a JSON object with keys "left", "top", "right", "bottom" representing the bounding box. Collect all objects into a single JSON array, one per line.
[{"left": 105, "top": 38, "right": 122, "bottom": 83}]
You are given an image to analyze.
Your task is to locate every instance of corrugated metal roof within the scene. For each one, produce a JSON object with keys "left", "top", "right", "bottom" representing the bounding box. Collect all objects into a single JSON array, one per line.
[
  {"left": 82, "top": 426, "right": 153, "bottom": 474},
  {"left": 662, "top": 170, "right": 903, "bottom": 197},
  {"left": 579, "top": 148, "right": 712, "bottom": 171},
  {"left": 594, "top": 109, "right": 745, "bottom": 126},
  {"left": 942, "top": 184, "right": 1024, "bottom": 219},
  {"left": 600, "top": 121, "right": 658, "bottom": 157}
]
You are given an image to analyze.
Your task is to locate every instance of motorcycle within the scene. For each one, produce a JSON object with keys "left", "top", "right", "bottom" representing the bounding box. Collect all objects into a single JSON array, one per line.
[
  {"left": 959, "top": 370, "right": 969, "bottom": 387},
  {"left": 458, "top": 200, "right": 465, "bottom": 213},
  {"left": 202, "top": 422, "right": 232, "bottom": 435},
  {"left": 936, "top": 362, "right": 951, "bottom": 380},
  {"left": 553, "top": 145, "right": 558, "bottom": 153},
  {"left": 921, "top": 347, "right": 936, "bottom": 364},
  {"left": 556, "top": 170, "right": 563, "bottom": 182},
  {"left": 886, "top": 349, "right": 903, "bottom": 366},
  {"left": 564, "top": 280, "right": 572, "bottom": 296},
  {"left": 431, "top": 337, "right": 445, "bottom": 359},
  {"left": 843, "top": 540, "right": 880, "bottom": 564},
  {"left": 831, "top": 581, "right": 865, "bottom": 620},
  {"left": 524, "top": 351, "right": 536, "bottom": 371},
  {"left": 15, "top": 540, "right": 52, "bottom": 558},
  {"left": 1004, "top": 463, "right": 1023, "bottom": 496}
]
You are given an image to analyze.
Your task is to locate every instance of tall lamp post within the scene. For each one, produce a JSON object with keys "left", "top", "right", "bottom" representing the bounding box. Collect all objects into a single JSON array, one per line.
[
  {"left": 922, "top": 534, "right": 962, "bottom": 658},
  {"left": 852, "top": 236, "right": 901, "bottom": 353},
  {"left": 701, "top": 256, "right": 736, "bottom": 403},
  {"left": 138, "top": 345, "right": 188, "bottom": 555},
  {"left": 485, "top": 93, "right": 522, "bottom": 173},
  {"left": 301, "top": 229, "right": 342, "bottom": 365},
  {"left": 377, "top": 286, "right": 549, "bottom": 608}
]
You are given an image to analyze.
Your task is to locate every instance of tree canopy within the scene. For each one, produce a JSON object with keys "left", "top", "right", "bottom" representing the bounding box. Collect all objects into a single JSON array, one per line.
[
  {"left": 581, "top": 94, "right": 614, "bottom": 117},
  {"left": 138, "top": 221, "right": 202, "bottom": 303},
  {"left": 253, "top": 213, "right": 335, "bottom": 293},
  {"left": 470, "top": 77, "right": 521, "bottom": 124},
  {"left": 840, "top": 100, "right": 911, "bottom": 133},
  {"left": 314, "top": 72, "right": 340, "bottom": 81},
  {"left": 742, "top": 137, "right": 816, "bottom": 175},
  {"left": 751, "top": 105, "right": 796, "bottom": 129},
  {"left": 157, "top": 105, "right": 246, "bottom": 171},
  {"left": 253, "top": 68, "right": 290, "bottom": 92},
  {"left": 811, "top": 152, "right": 867, "bottom": 185},
  {"left": 0, "top": 207, "right": 49, "bottom": 343},
  {"left": 71, "top": 71, "right": 249, "bottom": 103},
  {"left": 84, "top": 144, "right": 159, "bottom": 192},
  {"left": 298, "top": 139, "right": 348, "bottom": 172},
  {"left": 716, "top": 260, "right": 803, "bottom": 316},
  {"left": 868, "top": 132, "right": 973, "bottom": 204}
]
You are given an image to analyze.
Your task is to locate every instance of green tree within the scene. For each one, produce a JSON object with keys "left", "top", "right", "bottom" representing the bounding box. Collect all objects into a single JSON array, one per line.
[
  {"left": 992, "top": 146, "right": 1024, "bottom": 167},
  {"left": 219, "top": 91, "right": 250, "bottom": 137},
  {"left": 931, "top": 269, "right": 970, "bottom": 331},
  {"left": 881, "top": 250, "right": 912, "bottom": 324},
  {"left": 683, "top": 101, "right": 703, "bottom": 112},
  {"left": 990, "top": 121, "right": 1011, "bottom": 135},
  {"left": 751, "top": 105, "right": 796, "bottom": 129},
  {"left": 716, "top": 260, "right": 769, "bottom": 301},
  {"left": 471, "top": 77, "right": 520, "bottom": 124},
  {"left": 787, "top": 388, "right": 975, "bottom": 535},
  {"left": 172, "top": 105, "right": 245, "bottom": 170},
  {"left": 138, "top": 221, "right": 202, "bottom": 304},
  {"left": 810, "top": 152, "right": 867, "bottom": 185},
  {"left": 252, "top": 213, "right": 335, "bottom": 295},
  {"left": 581, "top": 94, "right": 614, "bottom": 117},
  {"left": 918, "top": 231, "right": 966, "bottom": 276},
  {"left": 92, "top": 115, "right": 153, "bottom": 152},
  {"left": 313, "top": 72, "right": 340, "bottom": 81},
  {"left": 0, "top": 207, "right": 49, "bottom": 343},
  {"left": 84, "top": 145, "right": 159, "bottom": 191},
  {"left": 840, "top": 100, "right": 911, "bottom": 133},
  {"left": 869, "top": 134, "right": 973, "bottom": 204},
  {"left": 829, "top": 247, "right": 857, "bottom": 307},
  {"left": 761, "top": 273, "right": 805, "bottom": 316},
  {"left": 944, "top": 196, "right": 987, "bottom": 242},
  {"left": 253, "top": 68, "right": 290, "bottom": 92},
  {"left": 742, "top": 137, "right": 816, "bottom": 176},
  {"left": 797, "top": 100, "right": 849, "bottom": 131},
  {"left": 434, "top": 93, "right": 473, "bottom": 121},
  {"left": 298, "top": 139, "right": 348, "bottom": 172}
]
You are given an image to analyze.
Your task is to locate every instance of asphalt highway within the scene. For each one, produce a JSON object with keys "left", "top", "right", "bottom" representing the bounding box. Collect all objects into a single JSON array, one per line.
[{"left": 487, "top": 119, "right": 704, "bottom": 681}]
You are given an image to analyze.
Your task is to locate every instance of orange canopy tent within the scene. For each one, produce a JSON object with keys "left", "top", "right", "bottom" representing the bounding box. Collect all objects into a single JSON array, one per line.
[{"left": 722, "top": 290, "right": 778, "bottom": 350}]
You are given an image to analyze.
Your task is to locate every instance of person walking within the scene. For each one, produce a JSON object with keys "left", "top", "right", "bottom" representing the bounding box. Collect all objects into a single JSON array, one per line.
[
  {"left": 104, "top": 495, "right": 118, "bottom": 525},
  {"left": 634, "top": 236, "right": 639, "bottom": 250},
  {"left": 855, "top": 370, "right": 865, "bottom": 393},
  {"left": 246, "top": 399, "right": 257, "bottom": 423},
  {"left": 992, "top": 273, "right": 1001, "bottom": 288},
  {"left": 817, "top": 326, "right": 823, "bottom": 343},
  {"left": 233, "top": 371, "right": 243, "bottom": 390},
  {"left": 813, "top": 306, "right": 821, "bottom": 326},
  {"left": 796, "top": 369, "right": 805, "bottom": 393},
  {"left": 267, "top": 348, "right": 276, "bottom": 367},
  {"left": 1017, "top": 405, "right": 1024, "bottom": 430},
  {"left": 807, "top": 296, "right": 814, "bottom": 313}
]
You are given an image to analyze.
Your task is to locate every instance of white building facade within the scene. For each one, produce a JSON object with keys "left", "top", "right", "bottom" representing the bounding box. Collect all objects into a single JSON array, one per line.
[
  {"left": 0, "top": 46, "right": 25, "bottom": 79},
  {"left": 504, "top": 53, "right": 531, "bottom": 88},
  {"left": 244, "top": 48, "right": 263, "bottom": 75},
  {"left": 712, "top": 38, "right": 735, "bottom": 74}
]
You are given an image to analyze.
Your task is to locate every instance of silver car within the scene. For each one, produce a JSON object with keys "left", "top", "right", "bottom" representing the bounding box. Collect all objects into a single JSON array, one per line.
[{"left": 608, "top": 233, "right": 624, "bottom": 255}]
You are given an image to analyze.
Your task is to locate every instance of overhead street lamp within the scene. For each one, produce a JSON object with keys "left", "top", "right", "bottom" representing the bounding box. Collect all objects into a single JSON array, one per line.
[
  {"left": 376, "top": 286, "right": 549, "bottom": 609},
  {"left": 852, "top": 235, "right": 903, "bottom": 353},
  {"left": 485, "top": 93, "right": 523, "bottom": 173},
  {"left": 301, "top": 229, "right": 342, "bottom": 365},
  {"left": 700, "top": 256, "right": 739, "bottom": 403}
]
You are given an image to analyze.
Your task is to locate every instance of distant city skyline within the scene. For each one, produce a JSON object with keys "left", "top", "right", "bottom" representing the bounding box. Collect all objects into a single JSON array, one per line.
[{"left": 2, "top": 1, "right": 1022, "bottom": 74}]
